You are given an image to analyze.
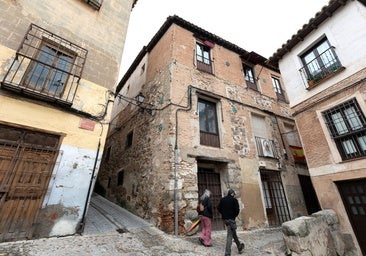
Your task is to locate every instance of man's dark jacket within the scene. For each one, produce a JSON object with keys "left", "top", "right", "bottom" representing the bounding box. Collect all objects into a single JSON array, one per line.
[{"left": 217, "top": 194, "right": 239, "bottom": 220}]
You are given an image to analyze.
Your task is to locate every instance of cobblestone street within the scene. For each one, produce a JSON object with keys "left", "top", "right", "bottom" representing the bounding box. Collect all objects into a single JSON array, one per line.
[{"left": 0, "top": 194, "right": 286, "bottom": 256}]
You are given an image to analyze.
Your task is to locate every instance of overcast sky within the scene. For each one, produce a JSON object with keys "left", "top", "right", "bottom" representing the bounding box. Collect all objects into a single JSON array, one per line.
[{"left": 119, "top": 0, "right": 330, "bottom": 77}]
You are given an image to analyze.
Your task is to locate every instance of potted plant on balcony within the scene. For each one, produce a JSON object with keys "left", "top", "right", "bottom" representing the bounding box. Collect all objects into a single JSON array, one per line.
[{"left": 307, "top": 74, "right": 322, "bottom": 88}]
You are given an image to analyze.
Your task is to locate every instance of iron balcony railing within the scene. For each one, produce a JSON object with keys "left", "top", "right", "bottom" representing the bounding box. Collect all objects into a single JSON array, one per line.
[{"left": 299, "top": 46, "right": 343, "bottom": 89}]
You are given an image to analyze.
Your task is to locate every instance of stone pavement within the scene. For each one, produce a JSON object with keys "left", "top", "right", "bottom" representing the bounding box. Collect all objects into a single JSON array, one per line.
[{"left": 0, "top": 194, "right": 287, "bottom": 256}]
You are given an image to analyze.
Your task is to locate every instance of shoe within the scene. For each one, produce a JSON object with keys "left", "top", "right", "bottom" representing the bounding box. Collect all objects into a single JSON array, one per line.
[
  {"left": 199, "top": 238, "right": 204, "bottom": 245},
  {"left": 238, "top": 243, "right": 245, "bottom": 254}
]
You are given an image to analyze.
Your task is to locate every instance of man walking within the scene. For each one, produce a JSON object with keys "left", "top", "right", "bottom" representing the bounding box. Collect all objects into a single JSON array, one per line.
[{"left": 218, "top": 189, "right": 245, "bottom": 255}]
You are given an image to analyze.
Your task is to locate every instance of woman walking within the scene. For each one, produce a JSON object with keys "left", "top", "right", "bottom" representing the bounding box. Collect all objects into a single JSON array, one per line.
[{"left": 197, "top": 189, "right": 213, "bottom": 247}]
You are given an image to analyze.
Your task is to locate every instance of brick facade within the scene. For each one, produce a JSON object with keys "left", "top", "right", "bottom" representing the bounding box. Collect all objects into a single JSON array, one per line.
[{"left": 98, "top": 16, "right": 309, "bottom": 234}]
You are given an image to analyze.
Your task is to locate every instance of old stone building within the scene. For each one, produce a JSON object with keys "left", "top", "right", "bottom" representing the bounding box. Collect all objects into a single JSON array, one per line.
[
  {"left": 97, "top": 15, "right": 313, "bottom": 235},
  {"left": 0, "top": 0, "right": 136, "bottom": 241},
  {"left": 268, "top": 0, "right": 366, "bottom": 254}
]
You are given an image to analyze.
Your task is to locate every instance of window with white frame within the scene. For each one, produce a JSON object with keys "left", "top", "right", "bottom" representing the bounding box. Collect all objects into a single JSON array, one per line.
[{"left": 323, "top": 98, "right": 366, "bottom": 160}]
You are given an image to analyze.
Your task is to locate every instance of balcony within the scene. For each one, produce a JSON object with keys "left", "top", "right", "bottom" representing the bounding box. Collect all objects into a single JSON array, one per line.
[{"left": 299, "top": 46, "right": 344, "bottom": 89}]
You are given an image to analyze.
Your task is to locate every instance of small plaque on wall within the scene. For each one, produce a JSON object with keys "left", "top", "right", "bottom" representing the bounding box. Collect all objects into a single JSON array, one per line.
[{"left": 79, "top": 118, "right": 95, "bottom": 131}]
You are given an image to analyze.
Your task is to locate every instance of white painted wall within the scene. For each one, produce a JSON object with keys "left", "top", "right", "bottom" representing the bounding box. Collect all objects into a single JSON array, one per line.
[
  {"left": 278, "top": 1, "right": 366, "bottom": 107},
  {"left": 42, "top": 144, "right": 101, "bottom": 236}
]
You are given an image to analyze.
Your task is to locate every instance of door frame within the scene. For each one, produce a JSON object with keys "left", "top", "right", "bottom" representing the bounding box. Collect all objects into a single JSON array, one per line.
[{"left": 336, "top": 178, "right": 366, "bottom": 255}]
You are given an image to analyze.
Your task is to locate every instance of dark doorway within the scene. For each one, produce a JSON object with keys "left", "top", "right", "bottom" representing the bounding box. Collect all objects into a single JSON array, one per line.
[
  {"left": 336, "top": 179, "right": 366, "bottom": 255},
  {"left": 197, "top": 167, "right": 224, "bottom": 230},
  {"left": 298, "top": 175, "right": 321, "bottom": 215}
]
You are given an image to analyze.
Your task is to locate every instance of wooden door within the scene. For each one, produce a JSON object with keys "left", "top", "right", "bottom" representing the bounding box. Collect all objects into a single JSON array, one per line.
[
  {"left": 0, "top": 125, "right": 59, "bottom": 242},
  {"left": 337, "top": 179, "right": 366, "bottom": 255}
]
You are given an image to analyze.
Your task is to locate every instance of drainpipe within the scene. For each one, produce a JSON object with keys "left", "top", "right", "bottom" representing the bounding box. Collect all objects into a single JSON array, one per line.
[
  {"left": 173, "top": 145, "right": 179, "bottom": 236},
  {"left": 173, "top": 85, "right": 192, "bottom": 236},
  {"left": 77, "top": 136, "right": 101, "bottom": 234}
]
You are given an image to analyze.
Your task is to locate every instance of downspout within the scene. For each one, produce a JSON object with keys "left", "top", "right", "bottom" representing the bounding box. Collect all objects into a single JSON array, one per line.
[
  {"left": 76, "top": 91, "right": 113, "bottom": 234},
  {"left": 174, "top": 85, "right": 193, "bottom": 236},
  {"left": 77, "top": 123, "right": 103, "bottom": 234}
]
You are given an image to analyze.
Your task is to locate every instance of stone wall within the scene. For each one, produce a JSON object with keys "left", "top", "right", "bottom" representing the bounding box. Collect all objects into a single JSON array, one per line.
[{"left": 282, "top": 209, "right": 358, "bottom": 256}]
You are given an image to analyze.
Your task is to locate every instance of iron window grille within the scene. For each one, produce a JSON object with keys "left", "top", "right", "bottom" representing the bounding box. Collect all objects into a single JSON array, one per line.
[
  {"left": 1, "top": 24, "right": 87, "bottom": 106},
  {"left": 84, "top": 0, "right": 103, "bottom": 10},
  {"left": 196, "top": 43, "right": 213, "bottom": 74},
  {"left": 260, "top": 170, "right": 291, "bottom": 226},
  {"left": 199, "top": 98, "right": 220, "bottom": 147},
  {"left": 255, "top": 136, "right": 278, "bottom": 158},
  {"left": 323, "top": 98, "right": 366, "bottom": 161},
  {"left": 243, "top": 64, "right": 258, "bottom": 90},
  {"left": 299, "top": 38, "right": 343, "bottom": 89}
]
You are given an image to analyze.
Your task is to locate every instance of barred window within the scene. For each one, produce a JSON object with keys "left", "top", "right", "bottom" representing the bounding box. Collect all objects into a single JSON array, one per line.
[
  {"left": 84, "top": 0, "right": 103, "bottom": 10},
  {"left": 1, "top": 24, "right": 87, "bottom": 106},
  {"left": 23, "top": 42, "right": 75, "bottom": 97},
  {"left": 323, "top": 98, "right": 366, "bottom": 160}
]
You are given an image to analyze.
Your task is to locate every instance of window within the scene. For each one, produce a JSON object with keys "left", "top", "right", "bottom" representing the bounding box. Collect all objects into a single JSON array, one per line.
[
  {"left": 84, "top": 0, "right": 103, "bottom": 10},
  {"left": 117, "top": 170, "right": 124, "bottom": 186},
  {"left": 126, "top": 131, "right": 133, "bottom": 149},
  {"left": 1, "top": 24, "right": 87, "bottom": 106},
  {"left": 260, "top": 170, "right": 291, "bottom": 226},
  {"left": 23, "top": 42, "right": 74, "bottom": 96},
  {"left": 271, "top": 76, "right": 286, "bottom": 102},
  {"left": 300, "top": 38, "right": 342, "bottom": 88},
  {"left": 196, "top": 42, "right": 213, "bottom": 74},
  {"left": 255, "top": 137, "right": 277, "bottom": 158},
  {"left": 323, "top": 98, "right": 366, "bottom": 160},
  {"left": 252, "top": 114, "right": 278, "bottom": 158},
  {"left": 243, "top": 64, "right": 257, "bottom": 90},
  {"left": 104, "top": 146, "right": 111, "bottom": 161},
  {"left": 198, "top": 98, "right": 220, "bottom": 147},
  {"left": 284, "top": 123, "right": 306, "bottom": 163}
]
